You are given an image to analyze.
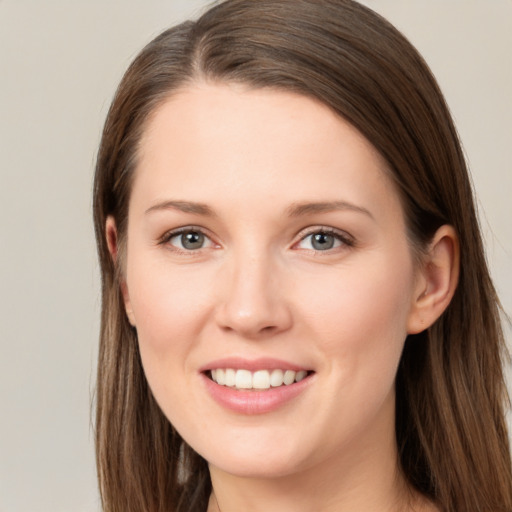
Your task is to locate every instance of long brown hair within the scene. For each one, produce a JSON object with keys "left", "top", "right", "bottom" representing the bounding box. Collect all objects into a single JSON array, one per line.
[{"left": 93, "top": 1, "right": 512, "bottom": 511}]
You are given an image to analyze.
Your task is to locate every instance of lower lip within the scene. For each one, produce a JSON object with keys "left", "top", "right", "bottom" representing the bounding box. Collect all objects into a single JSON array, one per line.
[{"left": 202, "top": 373, "right": 313, "bottom": 415}]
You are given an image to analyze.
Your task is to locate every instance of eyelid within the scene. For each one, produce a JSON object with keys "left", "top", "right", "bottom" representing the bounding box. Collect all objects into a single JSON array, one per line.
[
  {"left": 158, "top": 226, "right": 219, "bottom": 253},
  {"left": 292, "top": 226, "right": 355, "bottom": 251},
  {"left": 157, "top": 224, "right": 354, "bottom": 254}
]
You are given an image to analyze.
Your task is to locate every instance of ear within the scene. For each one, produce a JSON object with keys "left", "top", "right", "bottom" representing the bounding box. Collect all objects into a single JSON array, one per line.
[
  {"left": 407, "top": 225, "right": 460, "bottom": 334},
  {"left": 105, "top": 216, "right": 136, "bottom": 326}
]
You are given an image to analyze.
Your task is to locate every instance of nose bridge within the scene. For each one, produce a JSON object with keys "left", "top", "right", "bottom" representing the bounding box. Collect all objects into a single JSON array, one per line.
[{"left": 216, "top": 242, "right": 291, "bottom": 337}]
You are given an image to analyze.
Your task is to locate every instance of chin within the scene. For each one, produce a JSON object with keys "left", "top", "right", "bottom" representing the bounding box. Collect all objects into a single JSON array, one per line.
[
  {"left": 209, "top": 455, "right": 304, "bottom": 480},
  {"left": 194, "top": 431, "right": 311, "bottom": 479}
]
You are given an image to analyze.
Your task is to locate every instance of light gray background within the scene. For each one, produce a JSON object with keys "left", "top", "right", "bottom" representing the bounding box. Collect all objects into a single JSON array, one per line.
[{"left": 0, "top": 1, "right": 510, "bottom": 511}]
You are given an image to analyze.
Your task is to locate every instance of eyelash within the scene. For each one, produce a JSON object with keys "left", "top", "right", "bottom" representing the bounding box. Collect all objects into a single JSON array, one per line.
[
  {"left": 158, "top": 226, "right": 217, "bottom": 256},
  {"left": 294, "top": 227, "right": 355, "bottom": 252},
  {"left": 158, "top": 226, "right": 355, "bottom": 254}
]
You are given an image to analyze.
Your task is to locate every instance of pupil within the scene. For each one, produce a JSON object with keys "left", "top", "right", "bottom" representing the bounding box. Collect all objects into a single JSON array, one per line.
[
  {"left": 182, "top": 231, "right": 204, "bottom": 249},
  {"left": 312, "top": 233, "right": 334, "bottom": 250}
]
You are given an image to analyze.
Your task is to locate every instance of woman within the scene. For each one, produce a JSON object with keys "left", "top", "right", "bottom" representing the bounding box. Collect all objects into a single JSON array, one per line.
[{"left": 93, "top": 1, "right": 512, "bottom": 511}]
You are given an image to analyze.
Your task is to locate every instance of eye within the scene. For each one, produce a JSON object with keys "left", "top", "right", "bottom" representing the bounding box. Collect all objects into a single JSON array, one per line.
[
  {"left": 295, "top": 229, "right": 352, "bottom": 252},
  {"left": 164, "top": 229, "right": 215, "bottom": 251}
]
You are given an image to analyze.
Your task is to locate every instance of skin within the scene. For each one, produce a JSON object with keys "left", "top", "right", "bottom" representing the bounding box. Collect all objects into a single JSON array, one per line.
[{"left": 107, "top": 83, "right": 457, "bottom": 512}]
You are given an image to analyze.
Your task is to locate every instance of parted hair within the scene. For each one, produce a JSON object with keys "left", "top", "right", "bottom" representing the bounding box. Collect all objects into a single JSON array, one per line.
[{"left": 93, "top": 1, "right": 512, "bottom": 511}]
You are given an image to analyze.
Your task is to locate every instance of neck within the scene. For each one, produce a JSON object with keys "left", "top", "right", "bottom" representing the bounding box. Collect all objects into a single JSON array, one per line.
[
  {"left": 208, "top": 431, "right": 414, "bottom": 512},
  {"left": 205, "top": 390, "right": 438, "bottom": 512}
]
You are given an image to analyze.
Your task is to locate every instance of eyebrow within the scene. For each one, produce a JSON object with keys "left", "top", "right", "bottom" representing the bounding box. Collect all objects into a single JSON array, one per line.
[
  {"left": 145, "top": 200, "right": 215, "bottom": 216},
  {"left": 286, "top": 201, "right": 374, "bottom": 219},
  {"left": 144, "top": 199, "right": 373, "bottom": 219}
]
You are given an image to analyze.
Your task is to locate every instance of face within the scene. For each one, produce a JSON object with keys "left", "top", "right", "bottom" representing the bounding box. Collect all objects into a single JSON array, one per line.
[{"left": 119, "top": 83, "right": 424, "bottom": 479}]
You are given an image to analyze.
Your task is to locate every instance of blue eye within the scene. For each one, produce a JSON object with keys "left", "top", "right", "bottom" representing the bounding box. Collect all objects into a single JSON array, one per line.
[
  {"left": 310, "top": 232, "right": 337, "bottom": 250},
  {"left": 167, "top": 230, "right": 214, "bottom": 251},
  {"left": 296, "top": 230, "right": 351, "bottom": 251}
]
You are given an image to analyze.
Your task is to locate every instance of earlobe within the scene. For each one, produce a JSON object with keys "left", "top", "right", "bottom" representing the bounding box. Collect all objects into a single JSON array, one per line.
[
  {"left": 105, "top": 216, "right": 137, "bottom": 327},
  {"left": 407, "top": 225, "right": 460, "bottom": 334},
  {"left": 122, "top": 287, "right": 137, "bottom": 327}
]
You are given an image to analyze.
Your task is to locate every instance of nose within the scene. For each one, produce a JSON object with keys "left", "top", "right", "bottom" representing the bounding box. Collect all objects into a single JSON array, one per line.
[{"left": 214, "top": 251, "right": 293, "bottom": 339}]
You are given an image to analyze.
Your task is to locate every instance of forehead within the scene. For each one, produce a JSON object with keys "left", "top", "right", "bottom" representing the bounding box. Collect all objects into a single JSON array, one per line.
[
  {"left": 132, "top": 82, "right": 403, "bottom": 223},
  {"left": 140, "top": 82, "right": 383, "bottom": 166}
]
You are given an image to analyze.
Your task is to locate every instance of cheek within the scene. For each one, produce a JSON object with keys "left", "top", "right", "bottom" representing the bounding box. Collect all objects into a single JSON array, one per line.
[
  {"left": 127, "top": 257, "right": 214, "bottom": 355},
  {"left": 299, "top": 252, "right": 415, "bottom": 374},
  {"left": 125, "top": 261, "right": 215, "bottom": 428},
  {"left": 287, "top": 255, "right": 415, "bottom": 455},
  {"left": 123, "top": 255, "right": 216, "bottom": 425}
]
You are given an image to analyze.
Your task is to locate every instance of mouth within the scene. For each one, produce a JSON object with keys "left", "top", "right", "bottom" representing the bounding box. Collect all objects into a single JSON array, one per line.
[
  {"left": 201, "top": 360, "right": 315, "bottom": 414},
  {"left": 207, "top": 368, "right": 314, "bottom": 391}
]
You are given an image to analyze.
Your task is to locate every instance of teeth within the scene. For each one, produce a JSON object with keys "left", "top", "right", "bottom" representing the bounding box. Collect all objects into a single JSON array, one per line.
[
  {"left": 210, "top": 368, "right": 310, "bottom": 390},
  {"left": 235, "top": 369, "right": 252, "bottom": 389},
  {"left": 295, "top": 370, "right": 307, "bottom": 382},
  {"left": 270, "top": 369, "right": 284, "bottom": 387},
  {"left": 253, "top": 370, "right": 270, "bottom": 389},
  {"left": 225, "top": 368, "right": 236, "bottom": 387},
  {"left": 216, "top": 368, "right": 226, "bottom": 385},
  {"left": 283, "top": 370, "right": 295, "bottom": 385}
]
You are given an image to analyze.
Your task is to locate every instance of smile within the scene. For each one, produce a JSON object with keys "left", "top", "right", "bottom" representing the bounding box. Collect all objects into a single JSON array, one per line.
[
  {"left": 210, "top": 368, "right": 310, "bottom": 390},
  {"left": 201, "top": 358, "right": 315, "bottom": 414}
]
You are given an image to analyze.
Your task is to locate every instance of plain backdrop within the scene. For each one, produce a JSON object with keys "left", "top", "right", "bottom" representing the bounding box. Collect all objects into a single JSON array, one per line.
[{"left": 0, "top": 1, "right": 510, "bottom": 511}]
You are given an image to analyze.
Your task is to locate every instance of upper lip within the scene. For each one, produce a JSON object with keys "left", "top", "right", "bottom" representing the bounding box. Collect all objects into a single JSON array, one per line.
[{"left": 199, "top": 357, "right": 311, "bottom": 373}]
